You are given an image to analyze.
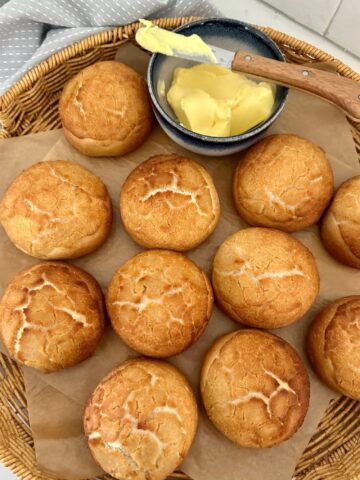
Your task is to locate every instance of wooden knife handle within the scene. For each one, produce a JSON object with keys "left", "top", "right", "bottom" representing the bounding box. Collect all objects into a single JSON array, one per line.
[{"left": 232, "top": 51, "right": 360, "bottom": 121}]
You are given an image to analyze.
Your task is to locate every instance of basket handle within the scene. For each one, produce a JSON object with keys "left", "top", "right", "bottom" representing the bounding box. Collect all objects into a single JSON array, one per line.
[{"left": 232, "top": 51, "right": 360, "bottom": 121}]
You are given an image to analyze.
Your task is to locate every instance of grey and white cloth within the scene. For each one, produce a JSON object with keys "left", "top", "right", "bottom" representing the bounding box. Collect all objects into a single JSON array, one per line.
[{"left": 0, "top": 0, "right": 220, "bottom": 95}]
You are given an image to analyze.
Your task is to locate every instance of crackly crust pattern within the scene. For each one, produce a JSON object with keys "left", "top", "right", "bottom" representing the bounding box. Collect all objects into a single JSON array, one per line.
[
  {"left": 201, "top": 330, "right": 310, "bottom": 448},
  {"left": 212, "top": 228, "right": 319, "bottom": 328},
  {"left": 120, "top": 155, "right": 220, "bottom": 251},
  {"left": 59, "top": 61, "right": 153, "bottom": 156},
  {"left": 106, "top": 250, "right": 213, "bottom": 358},
  {"left": 0, "top": 262, "right": 105, "bottom": 372},
  {"left": 321, "top": 176, "right": 360, "bottom": 268},
  {"left": 307, "top": 296, "right": 360, "bottom": 399},
  {"left": 84, "top": 359, "right": 198, "bottom": 480},
  {"left": 0, "top": 160, "right": 112, "bottom": 259},
  {"left": 233, "top": 134, "right": 334, "bottom": 232}
]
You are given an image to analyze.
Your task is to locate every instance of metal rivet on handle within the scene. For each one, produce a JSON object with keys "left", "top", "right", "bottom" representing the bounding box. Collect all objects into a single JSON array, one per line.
[
  {"left": 358, "top": 94, "right": 360, "bottom": 100},
  {"left": 244, "top": 55, "right": 252, "bottom": 61},
  {"left": 302, "top": 70, "right": 310, "bottom": 77}
]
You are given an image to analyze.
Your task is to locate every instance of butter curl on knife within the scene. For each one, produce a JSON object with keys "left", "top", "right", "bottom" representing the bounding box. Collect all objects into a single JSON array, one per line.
[{"left": 136, "top": 19, "right": 217, "bottom": 64}]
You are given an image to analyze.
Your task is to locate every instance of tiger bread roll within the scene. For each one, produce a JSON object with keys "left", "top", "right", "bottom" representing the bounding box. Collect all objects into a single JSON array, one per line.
[
  {"left": 201, "top": 330, "right": 310, "bottom": 448},
  {"left": 59, "top": 61, "right": 153, "bottom": 156},
  {"left": 0, "top": 262, "right": 105, "bottom": 372},
  {"left": 307, "top": 296, "right": 360, "bottom": 400},
  {"left": 212, "top": 227, "right": 319, "bottom": 328},
  {"left": 84, "top": 359, "right": 198, "bottom": 480},
  {"left": 106, "top": 250, "right": 213, "bottom": 358},
  {"left": 0, "top": 160, "right": 112, "bottom": 259},
  {"left": 120, "top": 154, "right": 220, "bottom": 251},
  {"left": 233, "top": 134, "right": 334, "bottom": 232},
  {"left": 321, "top": 176, "right": 360, "bottom": 268}
]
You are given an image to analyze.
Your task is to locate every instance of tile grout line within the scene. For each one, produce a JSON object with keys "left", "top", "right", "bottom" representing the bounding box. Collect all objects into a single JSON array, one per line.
[
  {"left": 257, "top": 0, "right": 359, "bottom": 62},
  {"left": 324, "top": 0, "right": 343, "bottom": 36},
  {"left": 260, "top": 0, "right": 331, "bottom": 35}
]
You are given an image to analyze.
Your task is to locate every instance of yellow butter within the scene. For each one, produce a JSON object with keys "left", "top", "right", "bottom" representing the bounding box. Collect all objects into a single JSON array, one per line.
[
  {"left": 167, "top": 64, "right": 275, "bottom": 137},
  {"left": 136, "top": 19, "right": 216, "bottom": 63}
]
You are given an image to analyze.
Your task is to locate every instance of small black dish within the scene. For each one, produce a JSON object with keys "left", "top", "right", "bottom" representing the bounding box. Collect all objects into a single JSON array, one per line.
[{"left": 148, "top": 18, "right": 289, "bottom": 156}]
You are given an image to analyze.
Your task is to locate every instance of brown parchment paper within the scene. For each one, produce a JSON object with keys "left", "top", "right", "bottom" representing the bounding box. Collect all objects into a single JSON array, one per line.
[{"left": 1, "top": 43, "right": 360, "bottom": 480}]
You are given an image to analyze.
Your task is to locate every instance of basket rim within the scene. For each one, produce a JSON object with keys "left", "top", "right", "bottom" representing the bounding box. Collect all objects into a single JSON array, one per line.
[
  {"left": 0, "top": 17, "right": 359, "bottom": 111},
  {"left": 0, "top": 15, "right": 360, "bottom": 480},
  {"left": 0, "top": 17, "right": 197, "bottom": 109}
]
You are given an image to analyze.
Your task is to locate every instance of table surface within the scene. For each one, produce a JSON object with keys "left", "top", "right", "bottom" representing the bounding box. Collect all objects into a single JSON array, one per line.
[{"left": 0, "top": 1, "right": 359, "bottom": 479}]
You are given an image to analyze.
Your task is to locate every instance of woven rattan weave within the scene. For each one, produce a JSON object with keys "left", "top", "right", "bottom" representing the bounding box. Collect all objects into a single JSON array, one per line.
[{"left": 0, "top": 17, "right": 360, "bottom": 480}]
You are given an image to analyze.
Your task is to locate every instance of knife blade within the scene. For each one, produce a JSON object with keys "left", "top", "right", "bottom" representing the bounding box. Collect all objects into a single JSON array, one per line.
[{"left": 169, "top": 44, "right": 235, "bottom": 68}]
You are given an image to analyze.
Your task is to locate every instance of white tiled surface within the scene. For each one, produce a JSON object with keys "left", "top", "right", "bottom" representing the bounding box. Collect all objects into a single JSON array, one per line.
[
  {"left": 263, "top": 0, "right": 341, "bottom": 33},
  {"left": 212, "top": 0, "right": 360, "bottom": 71},
  {"left": 262, "top": 0, "right": 360, "bottom": 58},
  {"left": 0, "top": 468, "right": 17, "bottom": 479},
  {"left": 0, "top": 1, "right": 359, "bottom": 479},
  {"left": 326, "top": 0, "right": 360, "bottom": 57}
]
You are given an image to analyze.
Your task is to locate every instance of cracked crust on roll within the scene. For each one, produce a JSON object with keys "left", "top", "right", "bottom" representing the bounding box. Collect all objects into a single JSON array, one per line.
[
  {"left": 233, "top": 134, "right": 334, "bottom": 232},
  {"left": 120, "top": 154, "right": 220, "bottom": 251},
  {"left": 0, "top": 262, "right": 105, "bottom": 372},
  {"left": 59, "top": 61, "right": 153, "bottom": 157},
  {"left": 84, "top": 358, "right": 198, "bottom": 480},
  {"left": 307, "top": 296, "right": 360, "bottom": 399},
  {"left": 0, "top": 160, "right": 113, "bottom": 259},
  {"left": 321, "top": 176, "right": 360, "bottom": 268},
  {"left": 200, "top": 329, "right": 310, "bottom": 448},
  {"left": 212, "top": 227, "right": 319, "bottom": 329},
  {"left": 106, "top": 250, "right": 213, "bottom": 358}
]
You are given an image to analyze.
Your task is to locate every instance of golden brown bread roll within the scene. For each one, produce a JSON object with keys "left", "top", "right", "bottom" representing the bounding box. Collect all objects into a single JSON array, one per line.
[
  {"left": 106, "top": 250, "right": 213, "bottom": 358},
  {"left": 0, "top": 160, "right": 112, "bottom": 259},
  {"left": 212, "top": 227, "right": 319, "bottom": 328},
  {"left": 201, "top": 329, "right": 310, "bottom": 448},
  {"left": 0, "top": 262, "right": 105, "bottom": 372},
  {"left": 233, "top": 134, "right": 334, "bottom": 232},
  {"left": 120, "top": 154, "right": 220, "bottom": 251},
  {"left": 307, "top": 296, "right": 360, "bottom": 399},
  {"left": 59, "top": 61, "right": 153, "bottom": 157},
  {"left": 84, "top": 358, "right": 198, "bottom": 480},
  {"left": 321, "top": 176, "right": 360, "bottom": 268}
]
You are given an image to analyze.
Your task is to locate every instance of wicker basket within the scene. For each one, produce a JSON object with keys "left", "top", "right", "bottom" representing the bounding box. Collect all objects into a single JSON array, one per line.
[{"left": 1, "top": 16, "right": 360, "bottom": 480}]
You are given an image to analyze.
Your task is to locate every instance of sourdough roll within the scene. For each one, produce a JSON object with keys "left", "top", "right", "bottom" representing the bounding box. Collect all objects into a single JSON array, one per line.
[
  {"left": 84, "top": 359, "right": 198, "bottom": 480},
  {"left": 0, "top": 160, "right": 112, "bottom": 259},
  {"left": 201, "top": 329, "right": 310, "bottom": 448},
  {"left": 59, "top": 61, "right": 153, "bottom": 156},
  {"left": 0, "top": 262, "right": 105, "bottom": 372},
  {"left": 307, "top": 296, "right": 360, "bottom": 399},
  {"left": 233, "top": 134, "right": 334, "bottom": 232},
  {"left": 212, "top": 227, "right": 319, "bottom": 328},
  {"left": 120, "top": 154, "right": 220, "bottom": 251},
  {"left": 321, "top": 176, "right": 360, "bottom": 268},
  {"left": 106, "top": 250, "right": 213, "bottom": 357}
]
